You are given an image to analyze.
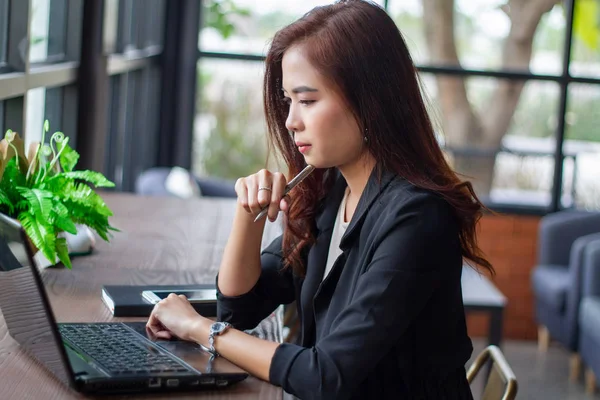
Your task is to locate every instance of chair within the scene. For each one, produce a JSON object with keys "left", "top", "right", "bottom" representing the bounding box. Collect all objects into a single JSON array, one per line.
[
  {"left": 531, "top": 210, "right": 600, "bottom": 380},
  {"left": 579, "top": 239, "right": 600, "bottom": 394},
  {"left": 467, "top": 345, "right": 518, "bottom": 400},
  {"left": 135, "top": 167, "right": 236, "bottom": 198}
]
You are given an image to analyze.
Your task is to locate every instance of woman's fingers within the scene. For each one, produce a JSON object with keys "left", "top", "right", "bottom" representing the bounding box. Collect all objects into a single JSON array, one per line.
[
  {"left": 236, "top": 169, "right": 288, "bottom": 220},
  {"left": 280, "top": 196, "right": 290, "bottom": 213},
  {"left": 268, "top": 173, "right": 287, "bottom": 221},
  {"left": 235, "top": 177, "right": 250, "bottom": 213},
  {"left": 255, "top": 169, "right": 273, "bottom": 214},
  {"left": 146, "top": 310, "right": 171, "bottom": 340}
]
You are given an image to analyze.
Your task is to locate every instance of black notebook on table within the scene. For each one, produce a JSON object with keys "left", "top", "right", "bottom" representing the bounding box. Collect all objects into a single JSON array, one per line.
[{"left": 101, "top": 284, "right": 217, "bottom": 317}]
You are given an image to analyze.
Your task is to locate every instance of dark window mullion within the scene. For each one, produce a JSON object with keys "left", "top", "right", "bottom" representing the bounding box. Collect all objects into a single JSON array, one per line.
[
  {"left": 145, "top": 65, "right": 161, "bottom": 168},
  {"left": 121, "top": 71, "right": 136, "bottom": 190},
  {"left": 128, "top": 67, "right": 148, "bottom": 188},
  {"left": 551, "top": 0, "right": 576, "bottom": 212},
  {"left": 105, "top": 76, "right": 120, "bottom": 183},
  {"left": 114, "top": 74, "right": 129, "bottom": 189}
]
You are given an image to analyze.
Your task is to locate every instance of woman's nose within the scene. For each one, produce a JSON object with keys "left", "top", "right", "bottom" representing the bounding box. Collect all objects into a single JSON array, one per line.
[{"left": 285, "top": 105, "right": 303, "bottom": 132}]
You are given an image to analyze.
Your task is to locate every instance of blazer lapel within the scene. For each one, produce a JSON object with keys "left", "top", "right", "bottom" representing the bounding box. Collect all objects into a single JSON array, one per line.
[
  {"left": 299, "top": 167, "right": 396, "bottom": 345},
  {"left": 299, "top": 175, "right": 347, "bottom": 346},
  {"left": 339, "top": 168, "right": 396, "bottom": 251},
  {"left": 313, "top": 169, "right": 396, "bottom": 306}
]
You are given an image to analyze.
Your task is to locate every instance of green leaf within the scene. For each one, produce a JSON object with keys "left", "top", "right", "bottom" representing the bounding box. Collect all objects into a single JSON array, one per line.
[
  {"left": 0, "top": 188, "right": 14, "bottom": 215},
  {"left": 574, "top": 0, "right": 599, "bottom": 50},
  {"left": 58, "top": 141, "right": 79, "bottom": 172},
  {"left": 50, "top": 201, "right": 77, "bottom": 235},
  {"left": 0, "top": 158, "right": 26, "bottom": 190},
  {"left": 16, "top": 187, "right": 54, "bottom": 220},
  {"left": 15, "top": 200, "right": 29, "bottom": 212},
  {"left": 59, "top": 171, "right": 115, "bottom": 188},
  {"left": 18, "top": 211, "right": 57, "bottom": 264},
  {"left": 55, "top": 237, "right": 72, "bottom": 269},
  {"left": 66, "top": 182, "right": 113, "bottom": 217}
]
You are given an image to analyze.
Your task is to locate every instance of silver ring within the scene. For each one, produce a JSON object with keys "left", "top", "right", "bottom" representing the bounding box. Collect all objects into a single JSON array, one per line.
[{"left": 258, "top": 187, "right": 272, "bottom": 192}]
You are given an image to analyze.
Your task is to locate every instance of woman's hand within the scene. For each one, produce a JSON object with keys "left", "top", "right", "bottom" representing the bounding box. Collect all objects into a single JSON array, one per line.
[
  {"left": 146, "top": 294, "right": 208, "bottom": 341},
  {"left": 235, "top": 169, "right": 289, "bottom": 222}
]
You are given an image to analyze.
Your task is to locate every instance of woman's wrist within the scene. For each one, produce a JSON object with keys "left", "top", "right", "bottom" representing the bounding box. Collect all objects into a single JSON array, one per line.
[{"left": 188, "top": 316, "right": 212, "bottom": 345}]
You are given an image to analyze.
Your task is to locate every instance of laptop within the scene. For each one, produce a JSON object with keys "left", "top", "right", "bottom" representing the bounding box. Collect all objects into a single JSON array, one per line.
[{"left": 0, "top": 213, "right": 248, "bottom": 394}]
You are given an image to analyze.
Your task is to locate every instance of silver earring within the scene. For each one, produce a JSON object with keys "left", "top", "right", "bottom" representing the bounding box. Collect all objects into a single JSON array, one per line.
[{"left": 364, "top": 128, "right": 368, "bottom": 144}]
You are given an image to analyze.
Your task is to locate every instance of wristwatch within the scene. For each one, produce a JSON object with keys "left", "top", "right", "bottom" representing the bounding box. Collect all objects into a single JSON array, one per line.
[{"left": 207, "top": 321, "right": 232, "bottom": 357}]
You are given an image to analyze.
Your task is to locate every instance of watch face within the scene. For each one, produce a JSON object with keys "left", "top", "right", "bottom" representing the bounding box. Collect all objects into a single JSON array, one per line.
[{"left": 212, "top": 322, "right": 227, "bottom": 334}]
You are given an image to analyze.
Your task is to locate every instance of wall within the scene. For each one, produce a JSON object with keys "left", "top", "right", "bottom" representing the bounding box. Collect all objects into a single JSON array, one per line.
[{"left": 466, "top": 213, "right": 541, "bottom": 341}]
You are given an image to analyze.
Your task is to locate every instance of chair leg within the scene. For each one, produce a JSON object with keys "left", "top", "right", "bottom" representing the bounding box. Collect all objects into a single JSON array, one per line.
[
  {"left": 570, "top": 354, "right": 582, "bottom": 382},
  {"left": 586, "top": 368, "right": 597, "bottom": 394},
  {"left": 537, "top": 326, "right": 550, "bottom": 352}
]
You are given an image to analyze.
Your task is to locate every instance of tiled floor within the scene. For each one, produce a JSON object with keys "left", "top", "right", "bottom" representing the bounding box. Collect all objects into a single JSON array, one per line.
[{"left": 469, "top": 338, "right": 600, "bottom": 400}]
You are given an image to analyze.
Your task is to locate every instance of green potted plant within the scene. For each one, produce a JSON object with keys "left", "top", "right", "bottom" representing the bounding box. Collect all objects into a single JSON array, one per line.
[{"left": 0, "top": 121, "right": 116, "bottom": 269}]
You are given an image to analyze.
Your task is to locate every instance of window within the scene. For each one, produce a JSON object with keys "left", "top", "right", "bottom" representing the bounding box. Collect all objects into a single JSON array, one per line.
[
  {"left": 389, "top": 0, "right": 566, "bottom": 75},
  {"left": 103, "top": 0, "right": 166, "bottom": 190},
  {"left": 0, "top": 0, "right": 81, "bottom": 156},
  {"left": 30, "top": 0, "right": 70, "bottom": 63},
  {"left": 194, "top": 58, "right": 269, "bottom": 179},
  {"left": 199, "top": 0, "right": 386, "bottom": 56},
  {"left": 422, "top": 75, "right": 561, "bottom": 208},
  {"left": 562, "top": 84, "right": 600, "bottom": 210},
  {"left": 194, "top": 0, "right": 600, "bottom": 212},
  {"left": 569, "top": 0, "right": 600, "bottom": 79}
]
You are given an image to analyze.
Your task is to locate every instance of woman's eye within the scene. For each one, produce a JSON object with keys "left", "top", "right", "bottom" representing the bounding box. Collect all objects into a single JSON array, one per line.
[{"left": 299, "top": 100, "right": 315, "bottom": 106}]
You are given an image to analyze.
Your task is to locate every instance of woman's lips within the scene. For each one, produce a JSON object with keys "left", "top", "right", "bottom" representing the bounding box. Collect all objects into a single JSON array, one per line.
[{"left": 298, "top": 145, "right": 311, "bottom": 154}]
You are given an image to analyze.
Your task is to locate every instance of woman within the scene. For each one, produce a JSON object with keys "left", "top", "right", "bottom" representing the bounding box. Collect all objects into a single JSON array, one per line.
[{"left": 147, "top": 1, "right": 493, "bottom": 398}]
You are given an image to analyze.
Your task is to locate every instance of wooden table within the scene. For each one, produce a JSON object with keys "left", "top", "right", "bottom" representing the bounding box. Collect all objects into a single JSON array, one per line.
[{"left": 0, "top": 193, "right": 284, "bottom": 400}]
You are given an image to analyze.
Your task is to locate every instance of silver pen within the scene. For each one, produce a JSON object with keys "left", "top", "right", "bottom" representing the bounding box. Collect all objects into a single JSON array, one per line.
[{"left": 254, "top": 165, "right": 316, "bottom": 222}]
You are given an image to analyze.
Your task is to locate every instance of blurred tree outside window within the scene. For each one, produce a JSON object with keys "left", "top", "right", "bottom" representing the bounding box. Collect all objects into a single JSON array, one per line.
[
  {"left": 196, "top": 0, "right": 600, "bottom": 210},
  {"left": 416, "top": 0, "right": 599, "bottom": 209}
]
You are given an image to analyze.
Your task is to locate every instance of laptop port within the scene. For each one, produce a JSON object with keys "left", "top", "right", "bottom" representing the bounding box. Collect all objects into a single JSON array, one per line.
[
  {"left": 148, "top": 378, "right": 161, "bottom": 388},
  {"left": 199, "top": 377, "right": 216, "bottom": 385},
  {"left": 216, "top": 379, "right": 228, "bottom": 387},
  {"left": 166, "top": 379, "right": 179, "bottom": 387}
]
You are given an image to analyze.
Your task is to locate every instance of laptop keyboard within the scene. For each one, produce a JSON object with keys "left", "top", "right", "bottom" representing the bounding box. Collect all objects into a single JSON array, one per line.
[{"left": 59, "top": 323, "right": 192, "bottom": 375}]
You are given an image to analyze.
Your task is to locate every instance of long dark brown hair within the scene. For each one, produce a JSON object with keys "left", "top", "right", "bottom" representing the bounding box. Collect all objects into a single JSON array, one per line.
[{"left": 263, "top": 0, "right": 493, "bottom": 277}]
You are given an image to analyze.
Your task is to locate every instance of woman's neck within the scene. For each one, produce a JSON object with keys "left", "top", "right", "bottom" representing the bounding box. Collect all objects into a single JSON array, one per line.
[{"left": 338, "top": 153, "right": 376, "bottom": 221}]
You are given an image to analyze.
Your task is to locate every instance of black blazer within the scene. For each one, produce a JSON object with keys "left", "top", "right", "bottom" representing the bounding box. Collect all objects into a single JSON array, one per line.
[{"left": 217, "top": 169, "right": 474, "bottom": 400}]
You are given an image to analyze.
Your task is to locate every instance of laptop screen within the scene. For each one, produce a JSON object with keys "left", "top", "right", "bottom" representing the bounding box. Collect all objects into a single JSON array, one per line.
[{"left": 0, "top": 214, "right": 73, "bottom": 387}]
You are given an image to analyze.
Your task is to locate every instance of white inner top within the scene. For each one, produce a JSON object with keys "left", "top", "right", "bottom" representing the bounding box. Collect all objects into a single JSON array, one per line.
[{"left": 323, "top": 188, "right": 350, "bottom": 281}]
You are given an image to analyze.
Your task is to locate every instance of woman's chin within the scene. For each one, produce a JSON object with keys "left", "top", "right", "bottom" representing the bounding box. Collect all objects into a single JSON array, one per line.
[{"left": 304, "top": 159, "right": 335, "bottom": 170}]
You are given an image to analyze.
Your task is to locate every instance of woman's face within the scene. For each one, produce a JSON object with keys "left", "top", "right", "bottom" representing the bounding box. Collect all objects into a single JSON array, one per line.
[{"left": 281, "top": 45, "right": 369, "bottom": 170}]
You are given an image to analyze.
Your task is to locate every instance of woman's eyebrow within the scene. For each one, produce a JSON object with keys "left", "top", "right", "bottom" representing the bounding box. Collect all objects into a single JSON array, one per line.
[{"left": 281, "top": 86, "right": 319, "bottom": 94}]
